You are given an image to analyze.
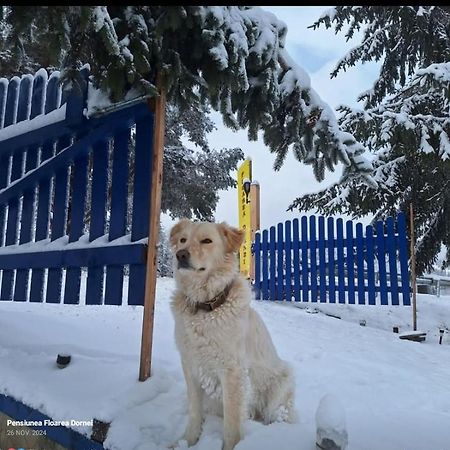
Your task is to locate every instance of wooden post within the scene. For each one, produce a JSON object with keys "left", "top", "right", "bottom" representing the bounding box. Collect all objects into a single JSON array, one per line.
[
  {"left": 249, "top": 181, "right": 260, "bottom": 282},
  {"left": 139, "top": 74, "right": 166, "bottom": 381},
  {"left": 409, "top": 203, "right": 417, "bottom": 331}
]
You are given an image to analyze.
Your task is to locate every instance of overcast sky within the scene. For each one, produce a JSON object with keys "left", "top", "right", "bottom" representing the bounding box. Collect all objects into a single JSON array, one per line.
[{"left": 161, "top": 6, "right": 380, "bottom": 231}]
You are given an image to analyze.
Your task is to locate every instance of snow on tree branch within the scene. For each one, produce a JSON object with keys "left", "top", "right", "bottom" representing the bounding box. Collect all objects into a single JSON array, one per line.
[{"left": 0, "top": 5, "right": 376, "bottom": 185}]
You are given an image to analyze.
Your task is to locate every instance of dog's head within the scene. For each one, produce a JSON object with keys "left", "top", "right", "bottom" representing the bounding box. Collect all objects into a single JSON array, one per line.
[{"left": 169, "top": 219, "right": 244, "bottom": 278}]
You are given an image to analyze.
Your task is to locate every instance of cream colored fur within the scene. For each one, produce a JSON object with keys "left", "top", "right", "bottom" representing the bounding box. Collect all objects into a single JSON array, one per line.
[{"left": 170, "top": 220, "right": 296, "bottom": 450}]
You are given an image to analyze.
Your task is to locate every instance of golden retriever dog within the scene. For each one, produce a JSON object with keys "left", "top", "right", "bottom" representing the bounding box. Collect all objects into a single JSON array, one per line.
[{"left": 169, "top": 219, "right": 296, "bottom": 450}]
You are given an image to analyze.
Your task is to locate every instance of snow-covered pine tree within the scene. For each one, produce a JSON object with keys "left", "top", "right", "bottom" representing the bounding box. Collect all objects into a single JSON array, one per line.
[
  {"left": 0, "top": 6, "right": 375, "bottom": 184},
  {"left": 289, "top": 6, "right": 450, "bottom": 275},
  {"left": 148, "top": 102, "right": 243, "bottom": 221},
  {"left": 157, "top": 225, "right": 173, "bottom": 277}
]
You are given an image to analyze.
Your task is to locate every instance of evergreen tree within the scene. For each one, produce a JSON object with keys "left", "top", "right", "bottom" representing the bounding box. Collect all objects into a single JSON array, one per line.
[
  {"left": 157, "top": 225, "right": 173, "bottom": 277},
  {"left": 290, "top": 6, "right": 450, "bottom": 275},
  {"left": 0, "top": 6, "right": 375, "bottom": 184},
  {"left": 158, "top": 102, "right": 244, "bottom": 220}
]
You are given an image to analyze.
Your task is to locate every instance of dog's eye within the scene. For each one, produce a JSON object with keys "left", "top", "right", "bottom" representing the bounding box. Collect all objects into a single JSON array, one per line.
[
  {"left": 180, "top": 237, "right": 186, "bottom": 243},
  {"left": 200, "top": 238, "right": 212, "bottom": 244}
]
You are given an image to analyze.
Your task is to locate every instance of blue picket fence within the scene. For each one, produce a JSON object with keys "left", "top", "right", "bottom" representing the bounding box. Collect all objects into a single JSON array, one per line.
[
  {"left": 0, "top": 68, "right": 153, "bottom": 305},
  {"left": 253, "top": 214, "right": 410, "bottom": 305}
]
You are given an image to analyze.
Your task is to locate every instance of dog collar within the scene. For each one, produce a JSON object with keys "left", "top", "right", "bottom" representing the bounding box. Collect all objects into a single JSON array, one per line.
[{"left": 189, "top": 281, "right": 234, "bottom": 315}]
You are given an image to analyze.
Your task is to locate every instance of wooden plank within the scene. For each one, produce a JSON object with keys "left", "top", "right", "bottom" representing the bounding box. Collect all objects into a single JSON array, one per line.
[
  {"left": 4, "top": 76, "right": 20, "bottom": 126},
  {"left": 0, "top": 152, "right": 8, "bottom": 249},
  {"left": 366, "top": 224, "right": 376, "bottom": 305},
  {"left": 105, "top": 129, "right": 130, "bottom": 305},
  {"left": 46, "top": 164, "right": 69, "bottom": 303},
  {"left": 301, "top": 216, "right": 308, "bottom": 301},
  {"left": 277, "top": 222, "right": 284, "bottom": 300},
  {"left": 29, "top": 178, "right": 51, "bottom": 303},
  {"left": 0, "top": 77, "right": 7, "bottom": 128},
  {"left": 293, "top": 219, "right": 300, "bottom": 302},
  {"left": 0, "top": 243, "right": 146, "bottom": 270},
  {"left": 386, "top": 216, "right": 399, "bottom": 305},
  {"left": 64, "top": 156, "right": 88, "bottom": 304},
  {"left": 346, "top": 220, "right": 355, "bottom": 304},
  {"left": 318, "top": 216, "right": 326, "bottom": 302},
  {"left": 269, "top": 226, "right": 276, "bottom": 300},
  {"left": 13, "top": 145, "right": 38, "bottom": 301},
  {"left": 29, "top": 70, "right": 47, "bottom": 119},
  {"left": 376, "top": 220, "right": 389, "bottom": 305},
  {"left": 1, "top": 136, "right": 23, "bottom": 300},
  {"left": 356, "top": 222, "right": 365, "bottom": 304},
  {"left": 327, "top": 217, "right": 336, "bottom": 303},
  {"left": 0, "top": 200, "right": 18, "bottom": 300},
  {"left": 29, "top": 73, "right": 59, "bottom": 303},
  {"left": 262, "top": 229, "right": 269, "bottom": 300},
  {"left": 336, "top": 218, "right": 345, "bottom": 303},
  {"left": 397, "top": 213, "right": 411, "bottom": 305},
  {"left": 86, "top": 139, "right": 109, "bottom": 305},
  {"left": 254, "top": 232, "right": 261, "bottom": 300},
  {"left": 128, "top": 109, "right": 154, "bottom": 307},
  {"left": 284, "top": 220, "right": 292, "bottom": 301},
  {"left": 309, "top": 215, "right": 318, "bottom": 302},
  {"left": 17, "top": 75, "right": 32, "bottom": 122},
  {"left": 139, "top": 80, "right": 166, "bottom": 382},
  {"left": 45, "top": 72, "right": 61, "bottom": 114}
]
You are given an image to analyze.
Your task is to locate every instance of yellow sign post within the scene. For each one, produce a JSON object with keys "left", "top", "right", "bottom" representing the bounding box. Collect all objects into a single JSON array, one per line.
[{"left": 237, "top": 158, "right": 252, "bottom": 278}]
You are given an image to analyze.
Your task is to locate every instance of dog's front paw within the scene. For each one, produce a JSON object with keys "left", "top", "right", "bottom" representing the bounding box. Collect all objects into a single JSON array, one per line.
[
  {"left": 182, "top": 422, "right": 202, "bottom": 447},
  {"left": 222, "top": 441, "right": 237, "bottom": 450}
]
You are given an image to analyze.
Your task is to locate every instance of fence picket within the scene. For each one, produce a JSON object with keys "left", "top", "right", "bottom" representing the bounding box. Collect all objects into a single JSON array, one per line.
[
  {"left": 105, "top": 129, "right": 130, "bottom": 305},
  {"left": 29, "top": 71, "right": 58, "bottom": 303},
  {"left": 300, "top": 216, "right": 308, "bottom": 301},
  {"left": 0, "top": 78, "right": 7, "bottom": 128},
  {"left": 254, "top": 232, "right": 261, "bottom": 300},
  {"left": 86, "top": 139, "right": 109, "bottom": 305},
  {"left": 376, "top": 221, "right": 389, "bottom": 305},
  {"left": 336, "top": 218, "right": 345, "bottom": 303},
  {"left": 285, "top": 220, "right": 292, "bottom": 301},
  {"left": 64, "top": 156, "right": 88, "bottom": 304},
  {"left": 277, "top": 222, "right": 284, "bottom": 300},
  {"left": 366, "top": 224, "right": 376, "bottom": 305},
  {"left": 292, "top": 218, "right": 300, "bottom": 302},
  {"left": 128, "top": 115, "right": 153, "bottom": 306},
  {"left": 327, "top": 217, "right": 336, "bottom": 303},
  {"left": 262, "top": 229, "right": 269, "bottom": 300},
  {"left": 309, "top": 215, "right": 318, "bottom": 302},
  {"left": 346, "top": 220, "right": 355, "bottom": 304},
  {"left": 355, "top": 223, "right": 365, "bottom": 304},
  {"left": 318, "top": 216, "right": 326, "bottom": 302},
  {"left": 269, "top": 226, "right": 276, "bottom": 301},
  {"left": 386, "top": 217, "right": 399, "bottom": 305}
]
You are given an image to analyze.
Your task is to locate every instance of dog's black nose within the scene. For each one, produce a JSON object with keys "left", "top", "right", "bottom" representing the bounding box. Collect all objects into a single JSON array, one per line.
[{"left": 176, "top": 249, "right": 190, "bottom": 262}]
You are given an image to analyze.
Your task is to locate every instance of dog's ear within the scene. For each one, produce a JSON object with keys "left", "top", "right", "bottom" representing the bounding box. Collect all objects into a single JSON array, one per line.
[
  {"left": 170, "top": 219, "right": 191, "bottom": 246},
  {"left": 218, "top": 222, "right": 245, "bottom": 253}
]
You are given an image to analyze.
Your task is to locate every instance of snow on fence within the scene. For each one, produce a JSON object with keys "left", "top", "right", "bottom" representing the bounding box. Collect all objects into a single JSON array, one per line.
[
  {"left": 0, "top": 68, "right": 154, "bottom": 305},
  {"left": 253, "top": 213, "right": 411, "bottom": 305}
]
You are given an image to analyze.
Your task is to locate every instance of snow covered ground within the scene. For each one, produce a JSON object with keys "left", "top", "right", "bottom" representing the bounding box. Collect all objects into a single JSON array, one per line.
[{"left": 1, "top": 277, "right": 450, "bottom": 450}]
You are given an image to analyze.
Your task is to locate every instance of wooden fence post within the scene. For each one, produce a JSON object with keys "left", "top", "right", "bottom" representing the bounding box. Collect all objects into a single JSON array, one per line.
[
  {"left": 139, "top": 74, "right": 166, "bottom": 381},
  {"left": 409, "top": 203, "right": 417, "bottom": 331}
]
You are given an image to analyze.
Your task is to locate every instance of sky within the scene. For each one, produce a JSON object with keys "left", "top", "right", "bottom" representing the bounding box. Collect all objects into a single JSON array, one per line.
[{"left": 161, "top": 6, "right": 380, "bottom": 231}]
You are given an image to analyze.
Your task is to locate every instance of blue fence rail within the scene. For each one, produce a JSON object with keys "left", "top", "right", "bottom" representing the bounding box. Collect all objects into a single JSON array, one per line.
[
  {"left": 253, "top": 214, "right": 410, "bottom": 305},
  {"left": 0, "top": 68, "right": 153, "bottom": 305}
]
